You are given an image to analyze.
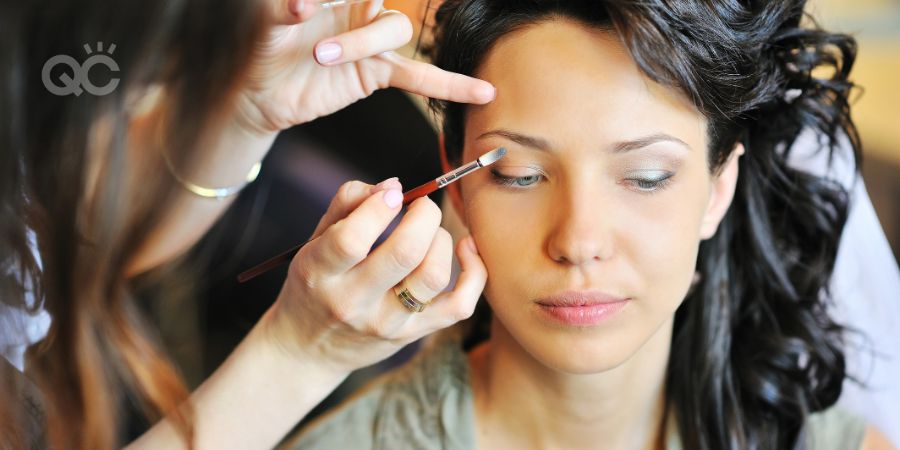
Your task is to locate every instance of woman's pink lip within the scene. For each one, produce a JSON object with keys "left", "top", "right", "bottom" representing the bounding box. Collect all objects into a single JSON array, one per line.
[
  {"left": 535, "top": 291, "right": 629, "bottom": 326},
  {"left": 536, "top": 290, "right": 628, "bottom": 307},
  {"left": 537, "top": 302, "right": 629, "bottom": 326}
]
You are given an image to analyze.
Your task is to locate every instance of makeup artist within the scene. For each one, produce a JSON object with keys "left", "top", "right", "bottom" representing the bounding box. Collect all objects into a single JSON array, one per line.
[{"left": 0, "top": 0, "right": 492, "bottom": 449}]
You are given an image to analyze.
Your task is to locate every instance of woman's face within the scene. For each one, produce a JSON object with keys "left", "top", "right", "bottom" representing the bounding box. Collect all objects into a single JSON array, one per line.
[{"left": 456, "top": 19, "right": 739, "bottom": 374}]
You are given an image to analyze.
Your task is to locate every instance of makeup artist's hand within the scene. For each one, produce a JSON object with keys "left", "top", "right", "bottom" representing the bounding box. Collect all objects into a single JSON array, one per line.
[
  {"left": 234, "top": 0, "right": 495, "bottom": 136},
  {"left": 261, "top": 178, "right": 487, "bottom": 374}
]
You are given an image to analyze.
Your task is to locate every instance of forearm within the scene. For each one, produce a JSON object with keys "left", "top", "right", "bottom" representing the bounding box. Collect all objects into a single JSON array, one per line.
[
  {"left": 126, "top": 309, "right": 349, "bottom": 450},
  {"left": 126, "top": 108, "right": 278, "bottom": 275}
]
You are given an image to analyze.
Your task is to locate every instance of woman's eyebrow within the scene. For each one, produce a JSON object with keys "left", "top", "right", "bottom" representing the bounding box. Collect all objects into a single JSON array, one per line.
[
  {"left": 476, "top": 129, "right": 690, "bottom": 153},
  {"left": 476, "top": 129, "right": 551, "bottom": 151},
  {"left": 612, "top": 133, "right": 691, "bottom": 153}
]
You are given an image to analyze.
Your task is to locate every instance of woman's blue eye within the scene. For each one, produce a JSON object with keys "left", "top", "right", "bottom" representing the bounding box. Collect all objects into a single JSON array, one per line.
[{"left": 490, "top": 169, "right": 542, "bottom": 187}]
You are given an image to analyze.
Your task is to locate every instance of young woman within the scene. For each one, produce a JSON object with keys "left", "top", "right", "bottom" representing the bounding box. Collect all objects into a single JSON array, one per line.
[
  {"left": 0, "top": 0, "right": 495, "bottom": 448},
  {"left": 284, "top": 0, "right": 895, "bottom": 449}
]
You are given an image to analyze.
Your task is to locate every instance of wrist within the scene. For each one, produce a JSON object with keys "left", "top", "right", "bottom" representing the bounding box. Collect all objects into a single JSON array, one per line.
[
  {"left": 135, "top": 104, "right": 276, "bottom": 192},
  {"left": 256, "top": 302, "right": 352, "bottom": 381},
  {"left": 194, "top": 115, "right": 277, "bottom": 187},
  {"left": 233, "top": 91, "right": 284, "bottom": 139}
]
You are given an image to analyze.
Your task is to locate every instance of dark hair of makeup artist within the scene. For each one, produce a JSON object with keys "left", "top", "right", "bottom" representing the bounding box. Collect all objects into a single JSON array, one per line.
[
  {"left": 1, "top": 1, "right": 266, "bottom": 448},
  {"left": 427, "top": 1, "right": 860, "bottom": 449}
]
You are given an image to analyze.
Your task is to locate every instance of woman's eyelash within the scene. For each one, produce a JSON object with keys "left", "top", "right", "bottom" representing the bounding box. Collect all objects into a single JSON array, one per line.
[
  {"left": 488, "top": 168, "right": 674, "bottom": 192},
  {"left": 489, "top": 169, "right": 543, "bottom": 187},
  {"left": 626, "top": 172, "right": 674, "bottom": 192}
]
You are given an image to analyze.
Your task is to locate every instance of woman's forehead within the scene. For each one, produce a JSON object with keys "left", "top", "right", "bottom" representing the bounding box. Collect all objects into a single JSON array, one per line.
[{"left": 466, "top": 19, "right": 705, "bottom": 152}]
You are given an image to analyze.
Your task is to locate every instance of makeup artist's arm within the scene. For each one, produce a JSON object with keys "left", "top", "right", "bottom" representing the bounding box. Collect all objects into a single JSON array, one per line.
[
  {"left": 127, "top": 0, "right": 495, "bottom": 274},
  {"left": 129, "top": 180, "right": 488, "bottom": 450}
]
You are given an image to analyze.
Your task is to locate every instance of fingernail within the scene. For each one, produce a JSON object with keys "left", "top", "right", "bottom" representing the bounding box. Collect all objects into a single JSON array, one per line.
[
  {"left": 371, "top": 177, "right": 400, "bottom": 194},
  {"left": 466, "top": 236, "right": 479, "bottom": 254},
  {"left": 383, "top": 189, "right": 403, "bottom": 208},
  {"left": 481, "top": 84, "right": 497, "bottom": 102},
  {"left": 315, "top": 42, "right": 342, "bottom": 64}
]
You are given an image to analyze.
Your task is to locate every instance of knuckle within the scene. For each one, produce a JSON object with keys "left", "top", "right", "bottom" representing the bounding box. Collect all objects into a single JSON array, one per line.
[
  {"left": 292, "top": 257, "right": 320, "bottom": 290},
  {"left": 336, "top": 180, "right": 367, "bottom": 205},
  {"left": 362, "top": 319, "right": 390, "bottom": 339},
  {"left": 435, "top": 227, "right": 453, "bottom": 247},
  {"left": 452, "top": 302, "right": 476, "bottom": 322},
  {"left": 419, "top": 197, "right": 442, "bottom": 221},
  {"left": 405, "top": 198, "right": 442, "bottom": 231},
  {"left": 328, "top": 225, "right": 368, "bottom": 263},
  {"left": 420, "top": 265, "right": 451, "bottom": 293},
  {"left": 410, "top": 65, "right": 428, "bottom": 94},
  {"left": 389, "top": 243, "right": 422, "bottom": 271},
  {"left": 396, "top": 14, "right": 414, "bottom": 44},
  {"left": 327, "top": 301, "right": 354, "bottom": 324}
]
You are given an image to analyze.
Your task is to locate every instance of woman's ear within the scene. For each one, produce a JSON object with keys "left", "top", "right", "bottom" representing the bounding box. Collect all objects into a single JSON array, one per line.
[
  {"left": 439, "top": 134, "right": 467, "bottom": 225},
  {"left": 699, "top": 143, "right": 744, "bottom": 239}
]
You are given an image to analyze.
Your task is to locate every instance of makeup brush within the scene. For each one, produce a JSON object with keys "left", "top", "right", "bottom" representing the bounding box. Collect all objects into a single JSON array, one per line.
[{"left": 237, "top": 147, "right": 507, "bottom": 283}]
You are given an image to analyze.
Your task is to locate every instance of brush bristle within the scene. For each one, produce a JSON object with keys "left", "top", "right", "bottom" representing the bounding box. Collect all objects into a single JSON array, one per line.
[{"left": 477, "top": 147, "right": 507, "bottom": 167}]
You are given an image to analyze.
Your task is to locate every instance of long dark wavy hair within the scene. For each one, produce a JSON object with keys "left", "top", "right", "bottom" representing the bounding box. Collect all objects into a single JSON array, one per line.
[
  {"left": 1, "top": 0, "right": 266, "bottom": 448},
  {"left": 427, "top": 1, "right": 860, "bottom": 448}
]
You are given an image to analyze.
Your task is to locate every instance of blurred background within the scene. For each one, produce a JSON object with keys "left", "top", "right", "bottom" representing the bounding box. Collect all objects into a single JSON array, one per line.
[
  {"left": 133, "top": 0, "right": 900, "bottom": 441},
  {"left": 811, "top": 0, "right": 900, "bottom": 258}
]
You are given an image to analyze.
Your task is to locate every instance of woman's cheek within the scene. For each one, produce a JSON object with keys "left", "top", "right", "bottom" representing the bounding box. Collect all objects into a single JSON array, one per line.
[
  {"left": 616, "top": 188, "right": 706, "bottom": 306},
  {"left": 465, "top": 191, "right": 548, "bottom": 291}
]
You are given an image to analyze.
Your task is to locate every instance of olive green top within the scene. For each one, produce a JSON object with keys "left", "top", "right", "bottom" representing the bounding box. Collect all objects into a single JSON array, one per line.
[{"left": 281, "top": 330, "right": 866, "bottom": 450}]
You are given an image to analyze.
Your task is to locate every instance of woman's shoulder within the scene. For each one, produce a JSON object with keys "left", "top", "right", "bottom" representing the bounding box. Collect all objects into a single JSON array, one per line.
[
  {"left": 279, "top": 329, "right": 475, "bottom": 450},
  {"left": 804, "top": 406, "right": 868, "bottom": 450},
  {"left": 665, "top": 405, "right": 874, "bottom": 450}
]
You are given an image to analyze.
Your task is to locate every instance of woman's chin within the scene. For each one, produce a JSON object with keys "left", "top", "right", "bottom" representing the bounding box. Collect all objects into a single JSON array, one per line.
[{"left": 520, "top": 331, "right": 639, "bottom": 375}]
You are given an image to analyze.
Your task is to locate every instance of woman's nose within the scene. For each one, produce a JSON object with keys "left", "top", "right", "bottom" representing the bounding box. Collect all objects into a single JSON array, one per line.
[{"left": 546, "top": 188, "right": 615, "bottom": 266}]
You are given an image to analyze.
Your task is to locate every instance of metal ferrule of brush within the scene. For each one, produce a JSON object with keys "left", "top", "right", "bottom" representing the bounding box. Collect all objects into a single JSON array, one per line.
[{"left": 436, "top": 161, "right": 482, "bottom": 188}]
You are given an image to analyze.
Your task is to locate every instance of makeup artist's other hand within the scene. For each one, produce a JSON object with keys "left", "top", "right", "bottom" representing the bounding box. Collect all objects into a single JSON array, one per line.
[
  {"left": 235, "top": 0, "right": 495, "bottom": 136},
  {"left": 261, "top": 178, "right": 487, "bottom": 374}
]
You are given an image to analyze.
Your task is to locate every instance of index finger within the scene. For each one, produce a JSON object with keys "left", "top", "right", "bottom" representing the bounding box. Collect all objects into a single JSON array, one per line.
[
  {"left": 302, "top": 186, "right": 404, "bottom": 275},
  {"left": 386, "top": 53, "right": 496, "bottom": 104}
]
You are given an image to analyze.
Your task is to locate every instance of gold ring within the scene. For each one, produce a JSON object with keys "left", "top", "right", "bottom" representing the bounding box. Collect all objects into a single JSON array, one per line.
[{"left": 394, "top": 281, "right": 427, "bottom": 313}]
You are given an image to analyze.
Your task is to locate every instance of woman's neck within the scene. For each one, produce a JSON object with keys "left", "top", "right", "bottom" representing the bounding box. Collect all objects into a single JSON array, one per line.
[{"left": 468, "top": 318, "right": 674, "bottom": 450}]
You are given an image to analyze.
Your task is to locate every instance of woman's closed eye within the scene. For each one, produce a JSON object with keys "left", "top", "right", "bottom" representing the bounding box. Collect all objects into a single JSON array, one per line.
[
  {"left": 490, "top": 168, "right": 544, "bottom": 188},
  {"left": 489, "top": 167, "right": 675, "bottom": 193},
  {"left": 623, "top": 170, "right": 674, "bottom": 193}
]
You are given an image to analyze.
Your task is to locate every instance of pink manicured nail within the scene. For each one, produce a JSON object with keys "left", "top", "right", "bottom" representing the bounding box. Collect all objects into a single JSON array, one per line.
[
  {"left": 315, "top": 42, "right": 342, "bottom": 64},
  {"left": 383, "top": 189, "right": 403, "bottom": 208},
  {"left": 371, "top": 177, "right": 400, "bottom": 194},
  {"left": 485, "top": 85, "right": 497, "bottom": 102},
  {"left": 473, "top": 83, "right": 496, "bottom": 103}
]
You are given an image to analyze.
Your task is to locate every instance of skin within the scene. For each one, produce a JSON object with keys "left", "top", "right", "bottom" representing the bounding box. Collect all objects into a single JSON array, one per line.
[
  {"left": 128, "top": 0, "right": 494, "bottom": 448},
  {"left": 128, "top": 0, "right": 494, "bottom": 275},
  {"left": 451, "top": 18, "right": 895, "bottom": 450},
  {"left": 449, "top": 18, "right": 731, "bottom": 449}
]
